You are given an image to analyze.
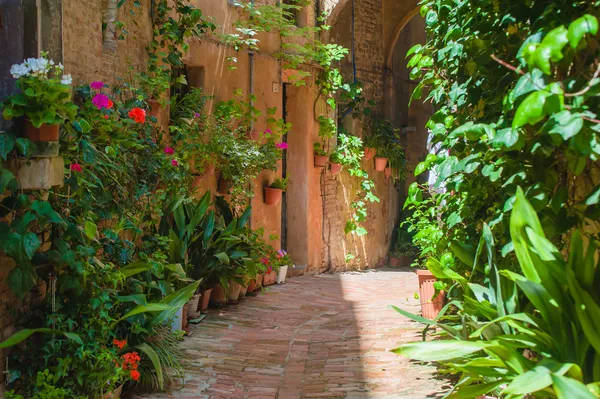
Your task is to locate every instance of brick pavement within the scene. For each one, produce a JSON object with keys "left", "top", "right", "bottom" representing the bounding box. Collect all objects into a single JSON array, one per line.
[{"left": 133, "top": 269, "right": 447, "bottom": 399}]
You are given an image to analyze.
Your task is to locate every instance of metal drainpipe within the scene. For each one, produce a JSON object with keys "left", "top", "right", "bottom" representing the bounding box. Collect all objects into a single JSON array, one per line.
[{"left": 248, "top": 0, "right": 255, "bottom": 229}]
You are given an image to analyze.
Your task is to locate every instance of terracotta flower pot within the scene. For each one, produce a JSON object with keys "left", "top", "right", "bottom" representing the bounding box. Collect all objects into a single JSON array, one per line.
[
  {"left": 228, "top": 281, "right": 242, "bottom": 302},
  {"left": 200, "top": 288, "right": 213, "bottom": 311},
  {"left": 364, "top": 147, "right": 376, "bottom": 161},
  {"left": 330, "top": 163, "right": 342, "bottom": 175},
  {"left": 24, "top": 120, "right": 59, "bottom": 142},
  {"left": 210, "top": 284, "right": 226, "bottom": 306},
  {"left": 255, "top": 274, "right": 264, "bottom": 290},
  {"left": 203, "top": 162, "right": 215, "bottom": 176},
  {"left": 384, "top": 166, "right": 392, "bottom": 179},
  {"left": 99, "top": 384, "right": 123, "bottom": 399},
  {"left": 314, "top": 155, "right": 328, "bottom": 168},
  {"left": 148, "top": 99, "right": 161, "bottom": 118},
  {"left": 264, "top": 187, "right": 283, "bottom": 206},
  {"left": 374, "top": 157, "right": 388, "bottom": 171},
  {"left": 246, "top": 279, "right": 257, "bottom": 294},
  {"left": 416, "top": 270, "right": 445, "bottom": 319},
  {"left": 218, "top": 178, "right": 232, "bottom": 194},
  {"left": 389, "top": 256, "right": 402, "bottom": 267},
  {"left": 239, "top": 283, "right": 248, "bottom": 299},
  {"left": 263, "top": 271, "right": 277, "bottom": 286},
  {"left": 187, "top": 294, "right": 201, "bottom": 319}
]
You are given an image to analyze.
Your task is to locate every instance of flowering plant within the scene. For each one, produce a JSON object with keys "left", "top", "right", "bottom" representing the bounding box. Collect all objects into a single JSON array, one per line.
[
  {"left": 272, "top": 249, "right": 292, "bottom": 268},
  {"left": 1, "top": 53, "right": 77, "bottom": 128},
  {"left": 269, "top": 177, "right": 288, "bottom": 191}
]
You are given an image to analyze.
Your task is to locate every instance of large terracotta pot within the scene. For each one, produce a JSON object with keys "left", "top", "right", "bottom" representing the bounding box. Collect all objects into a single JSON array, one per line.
[
  {"left": 263, "top": 271, "right": 277, "bottom": 286},
  {"left": 255, "top": 274, "right": 264, "bottom": 290},
  {"left": 210, "top": 284, "right": 226, "bottom": 306},
  {"left": 264, "top": 187, "right": 283, "bottom": 206},
  {"left": 364, "top": 147, "right": 377, "bottom": 161},
  {"left": 330, "top": 163, "right": 342, "bottom": 175},
  {"left": 384, "top": 166, "right": 392, "bottom": 179},
  {"left": 314, "top": 155, "right": 328, "bottom": 168},
  {"left": 203, "top": 162, "right": 215, "bottom": 176},
  {"left": 389, "top": 256, "right": 402, "bottom": 267},
  {"left": 200, "top": 288, "right": 213, "bottom": 311},
  {"left": 374, "top": 157, "right": 388, "bottom": 171},
  {"left": 238, "top": 283, "right": 248, "bottom": 299},
  {"left": 24, "top": 120, "right": 59, "bottom": 142},
  {"left": 228, "top": 281, "right": 242, "bottom": 302},
  {"left": 218, "top": 178, "right": 232, "bottom": 194},
  {"left": 416, "top": 270, "right": 445, "bottom": 319},
  {"left": 246, "top": 279, "right": 257, "bottom": 294}
]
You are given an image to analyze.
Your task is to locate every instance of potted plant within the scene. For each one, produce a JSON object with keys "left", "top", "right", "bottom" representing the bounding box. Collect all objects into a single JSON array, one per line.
[
  {"left": 261, "top": 255, "right": 278, "bottom": 286},
  {"left": 2, "top": 54, "right": 77, "bottom": 142},
  {"left": 390, "top": 226, "right": 418, "bottom": 268},
  {"left": 313, "top": 143, "right": 328, "bottom": 168},
  {"left": 265, "top": 177, "right": 287, "bottom": 206},
  {"left": 385, "top": 166, "right": 393, "bottom": 179},
  {"left": 417, "top": 269, "right": 445, "bottom": 319},
  {"left": 329, "top": 151, "right": 343, "bottom": 175},
  {"left": 362, "top": 133, "right": 380, "bottom": 161},
  {"left": 199, "top": 285, "right": 213, "bottom": 312},
  {"left": 273, "top": 249, "right": 292, "bottom": 284},
  {"left": 374, "top": 146, "right": 389, "bottom": 171}
]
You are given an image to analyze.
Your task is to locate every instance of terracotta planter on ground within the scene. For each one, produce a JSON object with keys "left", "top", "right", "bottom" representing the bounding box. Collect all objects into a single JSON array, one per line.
[
  {"left": 187, "top": 294, "right": 201, "bottom": 319},
  {"left": 263, "top": 271, "right": 277, "bottom": 286},
  {"left": 384, "top": 166, "right": 392, "bottom": 179},
  {"left": 200, "top": 288, "right": 213, "bottom": 311},
  {"left": 210, "top": 284, "right": 226, "bottom": 306},
  {"left": 314, "top": 155, "right": 328, "bottom": 168},
  {"left": 228, "top": 281, "right": 242, "bottom": 302},
  {"left": 389, "top": 256, "right": 402, "bottom": 267},
  {"left": 416, "top": 270, "right": 445, "bottom": 319},
  {"left": 218, "top": 178, "right": 232, "bottom": 194},
  {"left": 99, "top": 384, "right": 123, "bottom": 399},
  {"left": 264, "top": 187, "right": 283, "bottom": 206},
  {"left": 24, "top": 120, "right": 59, "bottom": 142},
  {"left": 203, "top": 162, "right": 215, "bottom": 176},
  {"left": 246, "top": 279, "right": 257, "bottom": 294},
  {"left": 255, "top": 274, "right": 264, "bottom": 290},
  {"left": 239, "top": 282, "right": 248, "bottom": 298},
  {"left": 330, "top": 163, "right": 342, "bottom": 175},
  {"left": 364, "top": 147, "right": 376, "bottom": 161},
  {"left": 374, "top": 157, "right": 388, "bottom": 171}
]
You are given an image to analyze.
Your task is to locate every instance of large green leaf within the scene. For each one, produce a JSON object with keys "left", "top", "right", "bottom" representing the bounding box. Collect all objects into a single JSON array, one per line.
[
  {"left": 117, "top": 303, "right": 173, "bottom": 322},
  {"left": 149, "top": 280, "right": 201, "bottom": 327},
  {"left": 0, "top": 328, "right": 82, "bottom": 348},
  {"left": 450, "top": 380, "right": 505, "bottom": 399},
  {"left": 568, "top": 15, "right": 599, "bottom": 48},
  {"left": 394, "top": 340, "right": 488, "bottom": 362},
  {"left": 120, "top": 261, "right": 155, "bottom": 277},
  {"left": 0, "top": 133, "right": 16, "bottom": 161},
  {"left": 136, "top": 343, "right": 164, "bottom": 390},
  {"left": 551, "top": 374, "right": 597, "bottom": 399}
]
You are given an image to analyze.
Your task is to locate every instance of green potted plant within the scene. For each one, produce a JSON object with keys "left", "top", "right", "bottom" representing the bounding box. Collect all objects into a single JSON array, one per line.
[
  {"left": 329, "top": 150, "right": 343, "bottom": 174},
  {"left": 313, "top": 142, "right": 328, "bottom": 168},
  {"left": 390, "top": 226, "right": 418, "bottom": 268},
  {"left": 362, "top": 133, "right": 380, "bottom": 161},
  {"left": 2, "top": 54, "right": 77, "bottom": 142},
  {"left": 273, "top": 249, "right": 293, "bottom": 284},
  {"left": 374, "top": 143, "right": 389, "bottom": 172},
  {"left": 265, "top": 177, "right": 288, "bottom": 206}
]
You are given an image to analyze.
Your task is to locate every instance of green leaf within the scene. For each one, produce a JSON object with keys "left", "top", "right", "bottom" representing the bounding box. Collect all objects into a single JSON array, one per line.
[
  {"left": 513, "top": 91, "right": 550, "bottom": 129},
  {"left": 84, "top": 221, "right": 98, "bottom": 239},
  {"left": 551, "top": 374, "right": 597, "bottom": 399},
  {"left": 117, "top": 303, "right": 173, "bottom": 322},
  {"left": 568, "top": 15, "right": 599, "bottom": 48},
  {"left": 450, "top": 380, "right": 505, "bottom": 399},
  {"left": 22, "top": 232, "right": 41, "bottom": 259},
  {"left": 149, "top": 280, "right": 202, "bottom": 327},
  {"left": 394, "top": 340, "right": 488, "bottom": 361},
  {"left": 0, "top": 328, "right": 82, "bottom": 348},
  {"left": 119, "top": 261, "right": 154, "bottom": 277},
  {"left": 0, "top": 133, "right": 16, "bottom": 161},
  {"left": 136, "top": 343, "right": 164, "bottom": 390},
  {"left": 7, "top": 265, "right": 37, "bottom": 298},
  {"left": 0, "top": 169, "right": 16, "bottom": 193}
]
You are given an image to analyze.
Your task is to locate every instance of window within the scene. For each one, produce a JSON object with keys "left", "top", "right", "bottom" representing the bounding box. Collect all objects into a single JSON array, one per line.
[{"left": 187, "top": 66, "right": 206, "bottom": 89}]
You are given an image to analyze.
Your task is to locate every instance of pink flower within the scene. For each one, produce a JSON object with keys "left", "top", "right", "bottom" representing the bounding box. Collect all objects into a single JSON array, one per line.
[
  {"left": 276, "top": 142, "right": 288, "bottom": 150},
  {"left": 194, "top": 113, "right": 201, "bottom": 118},
  {"left": 92, "top": 93, "right": 110, "bottom": 109},
  {"left": 171, "top": 159, "right": 179, "bottom": 167},
  {"left": 90, "top": 81, "right": 104, "bottom": 90},
  {"left": 264, "top": 129, "right": 272, "bottom": 134},
  {"left": 71, "top": 164, "right": 83, "bottom": 173},
  {"left": 164, "top": 147, "right": 174, "bottom": 155},
  {"left": 260, "top": 257, "right": 269, "bottom": 265}
]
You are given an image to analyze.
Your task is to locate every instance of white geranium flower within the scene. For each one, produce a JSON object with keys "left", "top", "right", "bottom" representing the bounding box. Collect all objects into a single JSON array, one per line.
[
  {"left": 26, "top": 58, "right": 40, "bottom": 73},
  {"left": 38, "top": 58, "right": 49, "bottom": 72},
  {"left": 10, "top": 63, "right": 30, "bottom": 79},
  {"left": 61, "top": 74, "right": 73, "bottom": 85}
]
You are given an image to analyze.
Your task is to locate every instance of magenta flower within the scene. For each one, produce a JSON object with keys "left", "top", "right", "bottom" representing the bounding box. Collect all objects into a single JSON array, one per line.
[
  {"left": 90, "top": 81, "right": 104, "bottom": 90},
  {"left": 92, "top": 93, "right": 110, "bottom": 109},
  {"left": 71, "top": 164, "right": 83, "bottom": 173},
  {"left": 171, "top": 159, "right": 179, "bottom": 167},
  {"left": 164, "top": 147, "right": 174, "bottom": 155},
  {"left": 264, "top": 129, "right": 272, "bottom": 134},
  {"left": 194, "top": 113, "right": 201, "bottom": 118},
  {"left": 276, "top": 142, "right": 288, "bottom": 150}
]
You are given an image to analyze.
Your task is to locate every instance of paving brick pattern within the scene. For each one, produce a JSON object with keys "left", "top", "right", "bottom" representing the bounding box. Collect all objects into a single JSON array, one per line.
[{"left": 134, "top": 269, "right": 446, "bottom": 399}]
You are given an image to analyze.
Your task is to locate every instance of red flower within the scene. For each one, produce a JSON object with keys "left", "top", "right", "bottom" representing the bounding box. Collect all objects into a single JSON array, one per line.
[
  {"left": 267, "top": 265, "right": 273, "bottom": 274},
  {"left": 107, "top": 99, "right": 114, "bottom": 109},
  {"left": 128, "top": 107, "right": 146, "bottom": 124},
  {"left": 164, "top": 147, "right": 174, "bottom": 155},
  {"left": 113, "top": 339, "right": 127, "bottom": 350},
  {"left": 171, "top": 159, "right": 179, "bottom": 167},
  {"left": 104, "top": 115, "right": 109, "bottom": 119},
  {"left": 130, "top": 369, "right": 141, "bottom": 381},
  {"left": 70, "top": 163, "right": 83, "bottom": 173}
]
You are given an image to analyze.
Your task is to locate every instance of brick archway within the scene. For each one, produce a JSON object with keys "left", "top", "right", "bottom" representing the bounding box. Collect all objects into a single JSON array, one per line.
[{"left": 385, "top": 6, "right": 421, "bottom": 69}]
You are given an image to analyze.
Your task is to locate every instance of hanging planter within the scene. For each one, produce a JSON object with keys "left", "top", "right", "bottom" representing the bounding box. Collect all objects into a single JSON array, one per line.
[
  {"left": 364, "top": 147, "right": 377, "bottom": 161},
  {"left": 384, "top": 166, "right": 392, "bottom": 179},
  {"left": 24, "top": 120, "right": 60, "bottom": 142},
  {"left": 374, "top": 157, "right": 388, "bottom": 171},
  {"left": 218, "top": 177, "right": 232, "bottom": 194},
  {"left": 264, "top": 187, "right": 283, "bottom": 205},
  {"left": 314, "top": 155, "right": 328, "bottom": 168},
  {"left": 416, "top": 270, "right": 445, "bottom": 319},
  {"left": 330, "top": 163, "right": 342, "bottom": 175}
]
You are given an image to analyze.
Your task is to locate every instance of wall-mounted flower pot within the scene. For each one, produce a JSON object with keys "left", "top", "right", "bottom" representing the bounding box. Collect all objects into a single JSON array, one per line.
[
  {"left": 264, "top": 187, "right": 283, "bottom": 205},
  {"left": 384, "top": 166, "right": 392, "bottom": 179},
  {"left": 364, "top": 147, "right": 376, "bottom": 161},
  {"left": 276, "top": 265, "right": 289, "bottom": 284},
  {"left": 314, "top": 155, "right": 328, "bottom": 168},
  {"left": 187, "top": 294, "right": 201, "bottom": 319},
  {"left": 416, "top": 270, "right": 445, "bottom": 319},
  {"left": 263, "top": 271, "right": 277, "bottom": 286},
  {"left": 24, "top": 120, "right": 59, "bottom": 142},
  {"left": 218, "top": 178, "right": 232, "bottom": 194},
  {"left": 210, "top": 284, "right": 226, "bottom": 306},
  {"left": 200, "top": 288, "right": 213, "bottom": 311},
  {"left": 374, "top": 157, "right": 388, "bottom": 171},
  {"left": 330, "top": 163, "right": 342, "bottom": 175},
  {"left": 228, "top": 281, "right": 242, "bottom": 302}
]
